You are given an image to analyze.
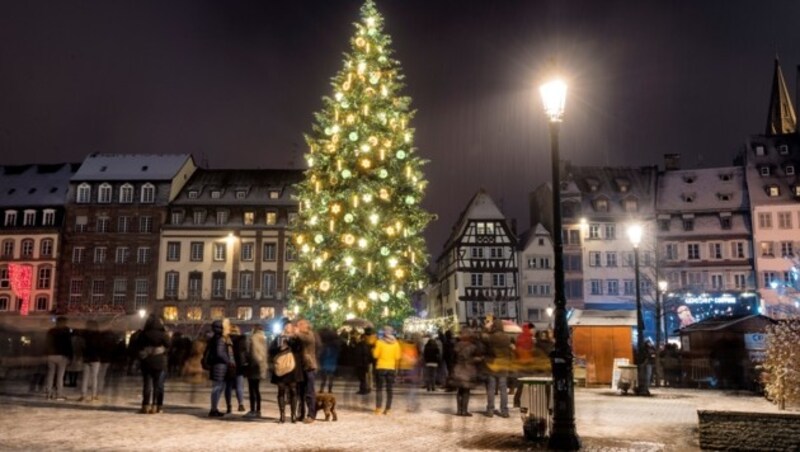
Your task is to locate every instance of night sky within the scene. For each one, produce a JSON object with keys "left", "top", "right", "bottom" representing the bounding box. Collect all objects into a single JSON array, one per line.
[{"left": 2, "top": 1, "right": 800, "bottom": 256}]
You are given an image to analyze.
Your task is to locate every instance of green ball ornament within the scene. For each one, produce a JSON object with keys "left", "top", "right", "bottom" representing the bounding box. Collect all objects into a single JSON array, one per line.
[
  {"left": 378, "top": 56, "right": 387, "bottom": 64},
  {"left": 380, "top": 246, "right": 390, "bottom": 256},
  {"left": 341, "top": 169, "right": 352, "bottom": 179},
  {"left": 396, "top": 150, "right": 406, "bottom": 159},
  {"left": 344, "top": 213, "right": 354, "bottom": 223},
  {"left": 379, "top": 292, "right": 390, "bottom": 302},
  {"left": 405, "top": 196, "right": 415, "bottom": 205},
  {"left": 378, "top": 169, "right": 388, "bottom": 179},
  {"left": 349, "top": 132, "right": 359, "bottom": 141},
  {"left": 314, "top": 234, "right": 324, "bottom": 244}
]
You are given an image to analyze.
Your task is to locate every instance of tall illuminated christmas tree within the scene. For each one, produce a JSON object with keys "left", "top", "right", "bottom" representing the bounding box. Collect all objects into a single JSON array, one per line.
[{"left": 290, "top": 0, "right": 431, "bottom": 327}]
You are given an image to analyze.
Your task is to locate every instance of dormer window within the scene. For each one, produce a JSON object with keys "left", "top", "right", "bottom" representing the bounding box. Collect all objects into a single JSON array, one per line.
[
  {"left": 718, "top": 193, "right": 732, "bottom": 202},
  {"left": 778, "top": 144, "right": 789, "bottom": 155},
  {"left": 593, "top": 198, "right": 609, "bottom": 212},
  {"left": 719, "top": 173, "right": 732, "bottom": 182},
  {"left": 211, "top": 190, "right": 221, "bottom": 199},
  {"left": 755, "top": 144, "right": 765, "bottom": 156},
  {"left": 585, "top": 178, "right": 600, "bottom": 192},
  {"left": 682, "top": 174, "right": 696, "bottom": 184},
  {"left": 188, "top": 190, "right": 199, "bottom": 199},
  {"left": 658, "top": 215, "right": 670, "bottom": 232},
  {"left": 615, "top": 178, "right": 630, "bottom": 193},
  {"left": 141, "top": 165, "right": 149, "bottom": 172},
  {"left": 682, "top": 193, "right": 695, "bottom": 203},
  {"left": 623, "top": 198, "right": 638, "bottom": 212},
  {"left": 269, "top": 190, "right": 281, "bottom": 200},
  {"left": 98, "top": 183, "right": 112, "bottom": 203},
  {"left": 119, "top": 184, "right": 134, "bottom": 203},
  {"left": 760, "top": 166, "right": 771, "bottom": 177},
  {"left": 768, "top": 185, "right": 781, "bottom": 197},
  {"left": 720, "top": 212, "right": 732, "bottom": 230},
  {"left": 140, "top": 183, "right": 156, "bottom": 203},
  {"left": 786, "top": 165, "right": 795, "bottom": 176},
  {"left": 76, "top": 183, "right": 91, "bottom": 203},
  {"left": 794, "top": 185, "right": 800, "bottom": 197},
  {"left": 682, "top": 214, "right": 695, "bottom": 231},
  {"left": 236, "top": 190, "right": 247, "bottom": 200}
]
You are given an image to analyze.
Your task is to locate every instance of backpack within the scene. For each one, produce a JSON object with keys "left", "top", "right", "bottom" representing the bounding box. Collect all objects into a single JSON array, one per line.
[{"left": 201, "top": 340, "right": 214, "bottom": 371}]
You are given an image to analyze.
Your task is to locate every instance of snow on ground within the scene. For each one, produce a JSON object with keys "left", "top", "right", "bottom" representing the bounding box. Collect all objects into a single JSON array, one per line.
[{"left": 0, "top": 375, "right": 782, "bottom": 452}]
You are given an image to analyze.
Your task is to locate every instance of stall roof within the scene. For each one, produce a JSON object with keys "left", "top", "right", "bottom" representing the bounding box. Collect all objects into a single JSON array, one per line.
[
  {"left": 679, "top": 314, "right": 776, "bottom": 333},
  {"left": 568, "top": 309, "right": 637, "bottom": 327}
]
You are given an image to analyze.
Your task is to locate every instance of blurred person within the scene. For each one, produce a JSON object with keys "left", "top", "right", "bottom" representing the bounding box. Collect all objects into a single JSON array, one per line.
[
  {"left": 66, "top": 331, "right": 85, "bottom": 388},
  {"left": 226, "top": 324, "right": 247, "bottom": 413},
  {"left": 44, "top": 316, "right": 73, "bottom": 400},
  {"left": 295, "top": 318, "right": 319, "bottom": 423},
  {"left": 205, "top": 319, "right": 234, "bottom": 418},
  {"left": 441, "top": 330, "right": 456, "bottom": 391},
  {"left": 135, "top": 314, "right": 169, "bottom": 414},
  {"left": 373, "top": 325, "right": 402, "bottom": 415},
  {"left": 422, "top": 334, "right": 441, "bottom": 392},
  {"left": 452, "top": 329, "right": 480, "bottom": 416},
  {"left": 96, "top": 327, "right": 118, "bottom": 399},
  {"left": 270, "top": 319, "right": 304, "bottom": 423},
  {"left": 78, "top": 320, "right": 102, "bottom": 402},
  {"left": 399, "top": 334, "right": 421, "bottom": 411},
  {"left": 354, "top": 330, "right": 373, "bottom": 395},
  {"left": 483, "top": 318, "right": 512, "bottom": 418},
  {"left": 245, "top": 324, "right": 268, "bottom": 418},
  {"left": 318, "top": 328, "right": 341, "bottom": 393},
  {"left": 512, "top": 323, "right": 536, "bottom": 407}
]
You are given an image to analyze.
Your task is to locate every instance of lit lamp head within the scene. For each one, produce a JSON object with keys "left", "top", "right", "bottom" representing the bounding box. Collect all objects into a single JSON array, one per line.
[
  {"left": 138, "top": 309, "right": 146, "bottom": 319},
  {"left": 627, "top": 224, "right": 643, "bottom": 248},
  {"left": 546, "top": 307, "right": 554, "bottom": 317},
  {"left": 539, "top": 78, "right": 567, "bottom": 123},
  {"left": 658, "top": 280, "right": 668, "bottom": 292}
]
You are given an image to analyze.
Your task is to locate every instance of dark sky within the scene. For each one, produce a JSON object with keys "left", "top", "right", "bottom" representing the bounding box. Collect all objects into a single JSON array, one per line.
[{"left": 2, "top": 1, "right": 800, "bottom": 256}]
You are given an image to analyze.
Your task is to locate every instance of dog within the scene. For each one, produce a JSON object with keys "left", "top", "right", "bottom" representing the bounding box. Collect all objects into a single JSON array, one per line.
[{"left": 314, "top": 393, "right": 338, "bottom": 421}]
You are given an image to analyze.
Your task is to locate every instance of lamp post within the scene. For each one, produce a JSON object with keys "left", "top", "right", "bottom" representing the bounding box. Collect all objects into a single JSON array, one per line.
[
  {"left": 627, "top": 224, "right": 650, "bottom": 396},
  {"left": 540, "top": 77, "right": 580, "bottom": 450},
  {"left": 655, "top": 280, "right": 667, "bottom": 386}
]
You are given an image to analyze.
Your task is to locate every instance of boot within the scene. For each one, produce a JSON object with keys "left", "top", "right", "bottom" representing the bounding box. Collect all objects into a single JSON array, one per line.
[
  {"left": 462, "top": 391, "right": 472, "bottom": 417},
  {"left": 289, "top": 393, "right": 297, "bottom": 423},
  {"left": 278, "top": 393, "right": 286, "bottom": 423},
  {"left": 139, "top": 404, "right": 150, "bottom": 414},
  {"left": 456, "top": 391, "right": 463, "bottom": 416}
]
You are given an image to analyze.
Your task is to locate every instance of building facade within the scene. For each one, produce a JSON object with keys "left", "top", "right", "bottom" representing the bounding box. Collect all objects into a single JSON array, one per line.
[
  {"left": 0, "top": 164, "right": 77, "bottom": 316},
  {"left": 436, "top": 190, "right": 519, "bottom": 325},
  {"left": 57, "top": 154, "right": 196, "bottom": 315},
  {"left": 518, "top": 223, "right": 554, "bottom": 330},
  {"left": 154, "top": 169, "right": 303, "bottom": 325}
]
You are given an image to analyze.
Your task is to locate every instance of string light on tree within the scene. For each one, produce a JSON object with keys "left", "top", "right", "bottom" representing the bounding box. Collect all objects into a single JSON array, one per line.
[{"left": 289, "top": 0, "right": 432, "bottom": 326}]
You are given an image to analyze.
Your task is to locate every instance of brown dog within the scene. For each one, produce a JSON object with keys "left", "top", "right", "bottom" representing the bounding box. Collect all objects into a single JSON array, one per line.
[{"left": 314, "top": 393, "right": 338, "bottom": 421}]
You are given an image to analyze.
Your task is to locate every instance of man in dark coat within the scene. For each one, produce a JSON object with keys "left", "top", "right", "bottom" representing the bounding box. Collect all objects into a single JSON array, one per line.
[
  {"left": 44, "top": 316, "right": 73, "bottom": 400},
  {"left": 295, "top": 318, "right": 319, "bottom": 423},
  {"left": 206, "top": 319, "right": 233, "bottom": 417},
  {"left": 354, "top": 330, "right": 373, "bottom": 395},
  {"left": 136, "top": 314, "right": 169, "bottom": 414}
]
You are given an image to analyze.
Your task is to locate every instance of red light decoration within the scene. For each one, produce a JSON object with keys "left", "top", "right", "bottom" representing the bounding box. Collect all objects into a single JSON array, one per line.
[{"left": 9, "top": 264, "right": 33, "bottom": 316}]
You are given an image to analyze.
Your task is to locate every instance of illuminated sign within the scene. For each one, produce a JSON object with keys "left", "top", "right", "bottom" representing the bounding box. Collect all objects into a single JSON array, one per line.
[{"left": 684, "top": 294, "right": 737, "bottom": 305}]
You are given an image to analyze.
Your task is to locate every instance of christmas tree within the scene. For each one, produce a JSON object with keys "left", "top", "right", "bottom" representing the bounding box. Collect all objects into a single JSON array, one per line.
[{"left": 290, "top": 0, "right": 432, "bottom": 327}]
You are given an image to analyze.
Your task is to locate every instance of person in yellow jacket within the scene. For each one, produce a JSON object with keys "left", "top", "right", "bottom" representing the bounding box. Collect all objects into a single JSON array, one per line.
[{"left": 372, "top": 325, "right": 402, "bottom": 415}]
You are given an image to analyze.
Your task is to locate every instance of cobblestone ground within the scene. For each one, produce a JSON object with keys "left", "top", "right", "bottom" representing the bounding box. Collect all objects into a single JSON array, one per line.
[{"left": 0, "top": 376, "right": 777, "bottom": 451}]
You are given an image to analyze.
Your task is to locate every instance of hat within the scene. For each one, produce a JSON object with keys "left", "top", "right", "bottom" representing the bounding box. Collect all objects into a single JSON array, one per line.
[{"left": 383, "top": 325, "right": 395, "bottom": 339}]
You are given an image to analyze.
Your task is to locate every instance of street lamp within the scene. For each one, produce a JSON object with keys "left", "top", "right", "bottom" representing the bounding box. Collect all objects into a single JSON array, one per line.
[
  {"left": 627, "top": 223, "right": 650, "bottom": 396},
  {"left": 655, "top": 280, "right": 668, "bottom": 387},
  {"left": 540, "top": 76, "right": 581, "bottom": 450}
]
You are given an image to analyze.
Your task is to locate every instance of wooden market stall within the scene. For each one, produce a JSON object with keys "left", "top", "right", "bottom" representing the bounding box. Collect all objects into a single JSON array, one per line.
[{"left": 569, "top": 310, "right": 636, "bottom": 385}]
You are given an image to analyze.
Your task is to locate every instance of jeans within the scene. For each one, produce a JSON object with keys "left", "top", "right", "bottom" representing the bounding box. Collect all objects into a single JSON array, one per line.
[
  {"left": 356, "top": 366, "right": 369, "bottom": 393},
  {"left": 45, "top": 355, "right": 69, "bottom": 398},
  {"left": 375, "top": 369, "right": 396, "bottom": 411},
  {"left": 297, "top": 370, "right": 316, "bottom": 419},
  {"left": 486, "top": 374, "right": 508, "bottom": 414},
  {"left": 81, "top": 361, "right": 101, "bottom": 399},
  {"left": 225, "top": 375, "right": 244, "bottom": 408},
  {"left": 141, "top": 366, "right": 166, "bottom": 407},
  {"left": 248, "top": 378, "right": 261, "bottom": 413},
  {"left": 210, "top": 380, "right": 226, "bottom": 411},
  {"left": 96, "top": 362, "right": 111, "bottom": 394}
]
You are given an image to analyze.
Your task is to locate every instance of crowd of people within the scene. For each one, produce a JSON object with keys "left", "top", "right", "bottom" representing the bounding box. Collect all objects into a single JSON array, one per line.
[{"left": 26, "top": 313, "right": 554, "bottom": 423}]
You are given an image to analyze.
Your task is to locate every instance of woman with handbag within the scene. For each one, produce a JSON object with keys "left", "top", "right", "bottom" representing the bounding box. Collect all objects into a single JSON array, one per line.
[
  {"left": 269, "top": 319, "right": 304, "bottom": 423},
  {"left": 136, "top": 314, "right": 169, "bottom": 414}
]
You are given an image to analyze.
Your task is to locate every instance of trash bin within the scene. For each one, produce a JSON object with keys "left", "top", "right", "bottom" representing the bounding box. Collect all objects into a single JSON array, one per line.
[
  {"left": 617, "top": 364, "right": 638, "bottom": 394},
  {"left": 518, "top": 376, "right": 552, "bottom": 441}
]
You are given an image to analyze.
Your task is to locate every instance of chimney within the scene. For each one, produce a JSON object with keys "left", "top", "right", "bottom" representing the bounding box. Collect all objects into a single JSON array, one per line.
[{"left": 664, "top": 154, "right": 681, "bottom": 171}]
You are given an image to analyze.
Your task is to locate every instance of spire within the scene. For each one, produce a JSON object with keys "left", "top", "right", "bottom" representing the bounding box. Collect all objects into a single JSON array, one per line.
[{"left": 765, "top": 57, "right": 797, "bottom": 135}]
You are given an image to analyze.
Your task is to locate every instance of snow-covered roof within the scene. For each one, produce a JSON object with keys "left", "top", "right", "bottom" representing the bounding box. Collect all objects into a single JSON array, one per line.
[
  {"left": 657, "top": 166, "right": 748, "bottom": 212},
  {"left": 568, "top": 309, "right": 637, "bottom": 326},
  {"left": 744, "top": 134, "right": 800, "bottom": 207},
  {"left": 562, "top": 164, "right": 657, "bottom": 218},
  {"left": 172, "top": 168, "right": 304, "bottom": 206},
  {"left": 0, "top": 163, "right": 79, "bottom": 207},
  {"left": 72, "top": 153, "right": 194, "bottom": 181},
  {"left": 439, "top": 189, "right": 516, "bottom": 256}
]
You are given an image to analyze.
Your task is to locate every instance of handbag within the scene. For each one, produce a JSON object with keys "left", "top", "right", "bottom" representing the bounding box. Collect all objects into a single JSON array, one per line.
[{"left": 274, "top": 349, "right": 296, "bottom": 377}]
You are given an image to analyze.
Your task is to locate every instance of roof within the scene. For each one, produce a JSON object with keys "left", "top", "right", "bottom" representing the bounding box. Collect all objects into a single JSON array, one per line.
[
  {"left": 657, "top": 166, "right": 748, "bottom": 212},
  {"left": 0, "top": 163, "right": 79, "bottom": 207},
  {"left": 562, "top": 164, "right": 657, "bottom": 219},
  {"left": 519, "top": 223, "right": 552, "bottom": 251},
  {"left": 765, "top": 58, "right": 797, "bottom": 135},
  {"left": 439, "top": 189, "right": 515, "bottom": 256},
  {"left": 679, "top": 314, "right": 776, "bottom": 333},
  {"left": 72, "top": 153, "right": 194, "bottom": 181},
  {"left": 744, "top": 133, "right": 800, "bottom": 207},
  {"left": 568, "top": 309, "right": 637, "bottom": 327},
  {"left": 172, "top": 168, "right": 304, "bottom": 206}
]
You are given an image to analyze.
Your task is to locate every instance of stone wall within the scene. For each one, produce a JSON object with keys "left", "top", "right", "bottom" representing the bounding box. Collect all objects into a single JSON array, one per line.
[{"left": 698, "top": 410, "right": 800, "bottom": 451}]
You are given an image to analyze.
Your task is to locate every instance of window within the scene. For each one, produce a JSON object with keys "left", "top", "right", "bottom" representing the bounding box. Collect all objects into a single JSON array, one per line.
[
  {"left": 42, "top": 209, "right": 55, "bottom": 226},
  {"left": 21, "top": 239, "right": 34, "bottom": 257},
  {"left": 590, "top": 280, "right": 602, "bottom": 295},
  {"left": 288, "top": 212, "right": 298, "bottom": 226},
  {"left": 4, "top": 210, "right": 17, "bottom": 226},
  {"left": 781, "top": 241, "right": 794, "bottom": 257},
  {"left": 589, "top": 224, "right": 600, "bottom": 239},
  {"left": 213, "top": 243, "right": 226, "bottom": 261},
  {"left": 734, "top": 273, "right": 747, "bottom": 290},
  {"left": 216, "top": 210, "right": 229, "bottom": 225},
  {"left": 666, "top": 243, "right": 678, "bottom": 260},
  {"left": 778, "top": 144, "right": 790, "bottom": 155},
  {"left": 190, "top": 242, "right": 204, "bottom": 261},
  {"left": 76, "top": 183, "right": 91, "bottom": 203},
  {"left": 244, "top": 212, "right": 255, "bottom": 225},
  {"left": 1, "top": 240, "right": 12, "bottom": 258},
  {"left": 94, "top": 247, "right": 107, "bottom": 264},
  {"left": 187, "top": 307, "right": 203, "bottom": 321},
  {"left": 237, "top": 306, "right": 253, "bottom": 321},
  {"left": 269, "top": 190, "right": 280, "bottom": 199},
  {"left": 683, "top": 218, "right": 694, "bottom": 231},
  {"left": 188, "top": 272, "right": 202, "bottom": 299},
  {"left": 72, "top": 247, "right": 85, "bottom": 263},
  {"left": 787, "top": 165, "right": 796, "bottom": 176},
  {"left": 284, "top": 245, "right": 296, "bottom": 261},
  {"left": 708, "top": 243, "right": 722, "bottom": 259},
  {"left": 731, "top": 241, "right": 746, "bottom": 259},
  {"left": 763, "top": 272, "right": 777, "bottom": 287},
  {"left": 262, "top": 272, "right": 276, "bottom": 298},
  {"left": 193, "top": 210, "right": 205, "bottom": 225},
  {"left": 565, "top": 280, "right": 583, "bottom": 299},
  {"left": 607, "top": 280, "right": 619, "bottom": 295},
  {"left": 606, "top": 252, "right": 617, "bottom": 267},
  {"left": 91, "top": 279, "right": 105, "bottom": 304},
  {"left": 260, "top": 307, "right": 275, "bottom": 320},
  {"left": 470, "top": 274, "right": 483, "bottom": 287},
  {"left": 188, "top": 190, "right": 199, "bottom": 199},
  {"left": 0, "top": 297, "right": 8, "bottom": 311},
  {"left": 119, "top": 184, "right": 134, "bottom": 203},
  {"left": 538, "top": 257, "right": 550, "bottom": 269},
  {"left": 35, "top": 296, "right": 48, "bottom": 312},
  {"left": 211, "top": 190, "right": 221, "bottom": 199},
  {"left": 470, "top": 248, "right": 484, "bottom": 259},
  {"left": 567, "top": 229, "right": 580, "bottom": 245},
  {"left": 263, "top": 243, "right": 277, "bottom": 261},
  {"left": 212, "top": 272, "right": 226, "bottom": 299},
  {"left": 778, "top": 212, "right": 792, "bottom": 229},
  {"left": 40, "top": 239, "right": 53, "bottom": 257},
  {"left": 720, "top": 216, "right": 732, "bottom": 229},
  {"left": 163, "top": 306, "right": 179, "bottom": 322},
  {"left": 760, "top": 166, "right": 771, "bottom": 176},
  {"left": 620, "top": 251, "right": 633, "bottom": 267},
  {"left": 69, "top": 278, "right": 83, "bottom": 304},
  {"left": 475, "top": 222, "right": 495, "bottom": 235},
  {"left": 137, "top": 247, "right": 151, "bottom": 264},
  {"left": 36, "top": 266, "right": 51, "bottom": 289},
  {"left": 754, "top": 144, "right": 765, "bottom": 156},
  {"left": 237, "top": 242, "right": 253, "bottom": 261},
  {"left": 711, "top": 274, "right": 723, "bottom": 290},
  {"left": 139, "top": 216, "right": 153, "bottom": 233},
  {"left": 526, "top": 283, "right": 550, "bottom": 297},
  {"left": 687, "top": 243, "right": 700, "bottom": 260},
  {"left": 768, "top": 185, "right": 780, "bottom": 197},
  {"left": 266, "top": 212, "right": 277, "bottom": 225},
  {"left": 96, "top": 217, "right": 110, "bottom": 233},
  {"left": 492, "top": 274, "right": 506, "bottom": 287},
  {"left": 171, "top": 211, "right": 183, "bottom": 225},
  {"left": 140, "top": 183, "right": 155, "bottom": 203},
  {"left": 113, "top": 278, "right": 126, "bottom": 306},
  {"left": 165, "top": 272, "right": 179, "bottom": 299},
  {"left": 118, "top": 216, "right": 130, "bottom": 233},
  {"left": 604, "top": 224, "right": 616, "bottom": 240},
  {"left": 236, "top": 190, "right": 247, "bottom": 200},
  {"left": 23, "top": 210, "right": 36, "bottom": 226},
  {"left": 134, "top": 279, "right": 148, "bottom": 309},
  {"left": 658, "top": 217, "right": 670, "bottom": 232},
  {"left": 623, "top": 199, "right": 638, "bottom": 212},
  {"left": 489, "top": 247, "right": 503, "bottom": 259},
  {"left": 210, "top": 306, "right": 226, "bottom": 319},
  {"left": 589, "top": 251, "right": 601, "bottom": 267},
  {"left": 758, "top": 212, "right": 773, "bottom": 229},
  {"left": 239, "top": 272, "right": 254, "bottom": 298},
  {"left": 594, "top": 199, "right": 609, "bottom": 212},
  {"left": 115, "top": 247, "right": 130, "bottom": 264},
  {"left": 623, "top": 280, "right": 635, "bottom": 296},
  {"left": 166, "top": 242, "right": 181, "bottom": 261},
  {"left": 98, "top": 183, "right": 112, "bottom": 203},
  {"left": 760, "top": 241, "right": 775, "bottom": 257}
]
